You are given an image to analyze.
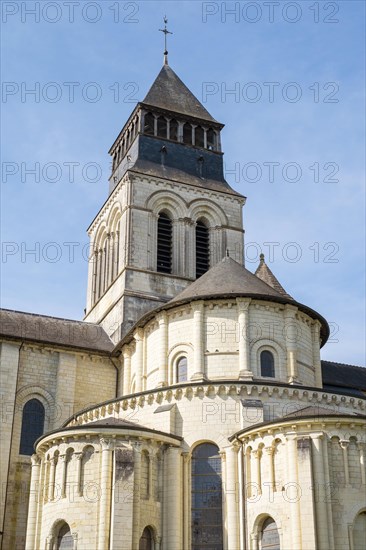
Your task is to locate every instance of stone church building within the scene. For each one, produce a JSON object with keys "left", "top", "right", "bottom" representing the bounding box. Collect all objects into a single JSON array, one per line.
[{"left": 1, "top": 57, "right": 365, "bottom": 550}]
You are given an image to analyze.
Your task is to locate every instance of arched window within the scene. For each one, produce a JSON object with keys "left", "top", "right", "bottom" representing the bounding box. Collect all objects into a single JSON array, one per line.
[
  {"left": 353, "top": 511, "right": 366, "bottom": 550},
  {"left": 170, "top": 119, "right": 178, "bottom": 141},
  {"left": 207, "top": 128, "right": 216, "bottom": 150},
  {"left": 157, "top": 116, "right": 167, "bottom": 138},
  {"left": 195, "top": 220, "right": 209, "bottom": 278},
  {"left": 260, "top": 517, "right": 280, "bottom": 550},
  {"left": 176, "top": 357, "right": 187, "bottom": 383},
  {"left": 139, "top": 527, "right": 153, "bottom": 550},
  {"left": 260, "top": 350, "right": 275, "bottom": 378},
  {"left": 191, "top": 443, "right": 223, "bottom": 550},
  {"left": 144, "top": 112, "right": 155, "bottom": 135},
  {"left": 183, "top": 122, "right": 192, "bottom": 145},
  {"left": 195, "top": 126, "right": 204, "bottom": 148},
  {"left": 57, "top": 523, "right": 74, "bottom": 550},
  {"left": 19, "top": 398, "right": 45, "bottom": 455},
  {"left": 157, "top": 212, "right": 172, "bottom": 274}
]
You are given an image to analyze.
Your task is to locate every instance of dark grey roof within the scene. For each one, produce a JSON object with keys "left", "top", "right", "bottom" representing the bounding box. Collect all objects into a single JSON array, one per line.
[
  {"left": 255, "top": 254, "right": 292, "bottom": 299},
  {"left": 169, "top": 256, "right": 292, "bottom": 303},
  {"left": 166, "top": 256, "right": 329, "bottom": 345},
  {"left": 142, "top": 64, "right": 218, "bottom": 123},
  {"left": 130, "top": 159, "right": 242, "bottom": 197},
  {"left": 0, "top": 308, "right": 114, "bottom": 353},
  {"left": 322, "top": 360, "right": 366, "bottom": 393}
]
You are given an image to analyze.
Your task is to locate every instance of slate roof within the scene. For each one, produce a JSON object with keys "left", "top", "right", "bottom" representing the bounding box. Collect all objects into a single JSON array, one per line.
[
  {"left": 129, "top": 160, "right": 242, "bottom": 197},
  {"left": 141, "top": 64, "right": 219, "bottom": 124},
  {"left": 0, "top": 308, "right": 114, "bottom": 353},
  {"left": 255, "top": 254, "right": 292, "bottom": 299},
  {"left": 321, "top": 360, "right": 366, "bottom": 393},
  {"left": 169, "top": 256, "right": 286, "bottom": 304}
]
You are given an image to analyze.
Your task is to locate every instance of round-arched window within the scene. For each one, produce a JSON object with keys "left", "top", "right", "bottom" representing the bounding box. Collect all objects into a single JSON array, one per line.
[
  {"left": 176, "top": 357, "right": 188, "bottom": 383},
  {"left": 260, "top": 350, "right": 275, "bottom": 378},
  {"left": 57, "top": 523, "right": 73, "bottom": 550},
  {"left": 261, "top": 517, "right": 280, "bottom": 550},
  {"left": 139, "top": 526, "right": 153, "bottom": 550},
  {"left": 19, "top": 398, "right": 45, "bottom": 455},
  {"left": 191, "top": 443, "right": 223, "bottom": 549}
]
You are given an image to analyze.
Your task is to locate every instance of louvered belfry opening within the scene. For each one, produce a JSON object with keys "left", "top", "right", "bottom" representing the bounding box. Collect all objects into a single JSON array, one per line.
[
  {"left": 157, "top": 212, "right": 172, "bottom": 273},
  {"left": 196, "top": 220, "right": 209, "bottom": 278}
]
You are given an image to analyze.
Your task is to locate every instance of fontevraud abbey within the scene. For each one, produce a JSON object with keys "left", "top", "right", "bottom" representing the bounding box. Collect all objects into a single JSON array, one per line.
[{"left": 1, "top": 49, "right": 365, "bottom": 550}]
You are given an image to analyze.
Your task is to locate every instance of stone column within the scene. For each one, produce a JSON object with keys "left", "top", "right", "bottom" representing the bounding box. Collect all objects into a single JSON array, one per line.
[
  {"left": 134, "top": 329, "right": 144, "bottom": 393},
  {"left": 311, "top": 320, "right": 323, "bottom": 387},
  {"left": 225, "top": 445, "right": 240, "bottom": 550},
  {"left": 284, "top": 305, "right": 299, "bottom": 384},
  {"left": 157, "top": 312, "right": 168, "bottom": 386},
  {"left": 60, "top": 454, "right": 67, "bottom": 498},
  {"left": 252, "top": 449, "right": 262, "bottom": 495},
  {"left": 172, "top": 219, "right": 180, "bottom": 275},
  {"left": 122, "top": 346, "right": 132, "bottom": 395},
  {"left": 75, "top": 453, "right": 83, "bottom": 496},
  {"left": 340, "top": 440, "right": 350, "bottom": 485},
  {"left": 237, "top": 298, "right": 253, "bottom": 380},
  {"left": 321, "top": 435, "right": 334, "bottom": 549},
  {"left": 47, "top": 456, "right": 57, "bottom": 502},
  {"left": 265, "top": 446, "right": 275, "bottom": 492},
  {"left": 164, "top": 447, "right": 182, "bottom": 549},
  {"left": 358, "top": 442, "right": 366, "bottom": 485},
  {"left": 311, "top": 434, "right": 331, "bottom": 550},
  {"left": 98, "top": 438, "right": 114, "bottom": 550},
  {"left": 286, "top": 434, "right": 301, "bottom": 549},
  {"left": 25, "top": 455, "right": 41, "bottom": 550},
  {"left": 132, "top": 441, "right": 142, "bottom": 550},
  {"left": 191, "top": 301, "right": 205, "bottom": 380},
  {"left": 182, "top": 452, "right": 190, "bottom": 549}
]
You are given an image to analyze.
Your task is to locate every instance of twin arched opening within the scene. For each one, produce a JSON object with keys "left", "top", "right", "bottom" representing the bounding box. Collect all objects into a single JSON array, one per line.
[{"left": 157, "top": 212, "right": 210, "bottom": 278}]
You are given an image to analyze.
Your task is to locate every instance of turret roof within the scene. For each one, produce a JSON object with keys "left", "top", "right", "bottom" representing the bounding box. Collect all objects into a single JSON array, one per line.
[
  {"left": 255, "top": 253, "right": 292, "bottom": 299},
  {"left": 142, "top": 64, "right": 219, "bottom": 124}
]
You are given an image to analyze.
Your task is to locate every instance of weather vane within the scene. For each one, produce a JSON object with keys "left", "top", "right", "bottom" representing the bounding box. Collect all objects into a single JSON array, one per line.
[{"left": 159, "top": 16, "right": 172, "bottom": 64}]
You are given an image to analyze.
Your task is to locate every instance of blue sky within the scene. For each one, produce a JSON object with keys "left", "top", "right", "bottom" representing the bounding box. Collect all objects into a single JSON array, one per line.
[{"left": 1, "top": 1, "right": 365, "bottom": 365}]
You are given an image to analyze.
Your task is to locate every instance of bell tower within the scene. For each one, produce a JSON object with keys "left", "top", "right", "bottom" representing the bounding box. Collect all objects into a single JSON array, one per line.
[{"left": 84, "top": 59, "right": 246, "bottom": 342}]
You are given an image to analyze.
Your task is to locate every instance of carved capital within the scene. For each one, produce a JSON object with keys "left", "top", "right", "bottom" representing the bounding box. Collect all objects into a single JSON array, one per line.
[
  {"left": 31, "top": 454, "right": 41, "bottom": 467},
  {"left": 100, "top": 438, "right": 114, "bottom": 451}
]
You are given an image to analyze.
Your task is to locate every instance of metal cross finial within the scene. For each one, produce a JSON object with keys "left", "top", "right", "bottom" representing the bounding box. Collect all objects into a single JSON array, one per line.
[{"left": 159, "top": 16, "right": 172, "bottom": 64}]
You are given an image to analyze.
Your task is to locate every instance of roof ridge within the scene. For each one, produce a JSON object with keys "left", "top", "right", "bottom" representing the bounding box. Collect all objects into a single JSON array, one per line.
[
  {"left": 321, "top": 359, "right": 366, "bottom": 370},
  {"left": 0, "top": 307, "right": 98, "bottom": 326}
]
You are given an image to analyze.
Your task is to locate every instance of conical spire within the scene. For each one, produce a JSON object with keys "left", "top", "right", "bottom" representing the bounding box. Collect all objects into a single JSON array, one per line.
[
  {"left": 255, "top": 254, "right": 292, "bottom": 299},
  {"left": 142, "top": 64, "right": 218, "bottom": 123}
]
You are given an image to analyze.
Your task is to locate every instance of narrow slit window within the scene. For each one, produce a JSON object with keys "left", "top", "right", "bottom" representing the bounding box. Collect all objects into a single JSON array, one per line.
[
  {"left": 195, "top": 220, "right": 209, "bottom": 278},
  {"left": 176, "top": 357, "right": 188, "bottom": 383},
  {"left": 157, "top": 116, "right": 168, "bottom": 138},
  {"left": 183, "top": 123, "right": 192, "bottom": 145},
  {"left": 144, "top": 113, "right": 155, "bottom": 135},
  {"left": 207, "top": 128, "right": 216, "bottom": 150},
  {"left": 170, "top": 119, "right": 178, "bottom": 141},
  {"left": 157, "top": 212, "right": 172, "bottom": 274},
  {"left": 195, "top": 126, "right": 204, "bottom": 148}
]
